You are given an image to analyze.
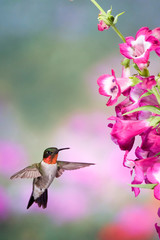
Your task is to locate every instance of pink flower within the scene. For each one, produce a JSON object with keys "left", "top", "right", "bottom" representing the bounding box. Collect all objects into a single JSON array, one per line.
[
  {"left": 108, "top": 116, "right": 151, "bottom": 151},
  {"left": 97, "top": 68, "right": 131, "bottom": 106},
  {"left": 98, "top": 20, "right": 110, "bottom": 31},
  {"left": 119, "top": 27, "right": 160, "bottom": 70}
]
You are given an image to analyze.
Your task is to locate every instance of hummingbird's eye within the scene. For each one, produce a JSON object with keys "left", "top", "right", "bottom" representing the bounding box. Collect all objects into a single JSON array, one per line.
[
  {"left": 47, "top": 151, "right": 52, "bottom": 155},
  {"left": 43, "top": 150, "right": 53, "bottom": 158}
]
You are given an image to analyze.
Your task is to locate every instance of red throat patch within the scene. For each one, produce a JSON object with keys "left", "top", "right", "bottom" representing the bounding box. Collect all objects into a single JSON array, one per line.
[{"left": 43, "top": 154, "right": 58, "bottom": 164}]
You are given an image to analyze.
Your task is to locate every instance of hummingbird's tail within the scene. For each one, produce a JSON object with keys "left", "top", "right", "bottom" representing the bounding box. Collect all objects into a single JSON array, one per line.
[
  {"left": 27, "top": 192, "right": 35, "bottom": 209},
  {"left": 27, "top": 189, "right": 48, "bottom": 209}
]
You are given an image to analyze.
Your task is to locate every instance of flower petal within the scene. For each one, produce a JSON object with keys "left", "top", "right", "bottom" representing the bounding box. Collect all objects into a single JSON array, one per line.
[
  {"left": 154, "top": 184, "right": 160, "bottom": 200},
  {"left": 97, "top": 70, "right": 121, "bottom": 106}
]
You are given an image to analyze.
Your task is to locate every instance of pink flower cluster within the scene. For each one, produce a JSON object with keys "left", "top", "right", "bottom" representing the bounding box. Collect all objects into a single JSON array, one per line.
[{"left": 97, "top": 26, "right": 160, "bottom": 237}]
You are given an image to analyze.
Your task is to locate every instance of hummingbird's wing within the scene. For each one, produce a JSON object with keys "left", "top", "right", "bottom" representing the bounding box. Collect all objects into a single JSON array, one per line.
[
  {"left": 10, "top": 164, "right": 42, "bottom": 179},
  {"left": 56, "top": 161, "right": 95, "bottom": 178}
]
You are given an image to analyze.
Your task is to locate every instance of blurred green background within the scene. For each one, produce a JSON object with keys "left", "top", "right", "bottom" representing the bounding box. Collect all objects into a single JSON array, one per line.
[{"left": 1, "top": 0, "right": 160, "bottom": 239}]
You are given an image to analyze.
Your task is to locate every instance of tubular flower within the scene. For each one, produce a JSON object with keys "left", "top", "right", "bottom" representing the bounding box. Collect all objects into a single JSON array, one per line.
[
  {"left": 125, "top": 156, "right": 160, "bottom": 198},
  {"left": 119, "top": 27, "right": 160, "bottom": 70},
  {"left": 147, "top": 163, "right": 160, "bottom": 200},
  {"left": 108, "top": 117, "right": 151, "bottom": 151},
  {"left": 136, "top": 75, "right": 157, "bottom": 90},
  {"left": 151, "top": 27, "right": 160, "bottom": 40},
  {"left": 97, "top": 69, "right": 121, "bottom": 106},
  {"left": 97, "top": 68, "right": 131, "bottom": 106},
  {"left": 136, "top": 127, "right": 160, "bottom": 158},
  {"left": 150, "top": 27, "right": 160, "bottom": 56},
  {"left": 155, "top": 223, "right": 160, "bottom": 238}
]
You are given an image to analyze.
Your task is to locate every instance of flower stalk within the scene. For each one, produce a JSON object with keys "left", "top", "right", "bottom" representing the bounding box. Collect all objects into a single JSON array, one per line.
[
  {"left": 91, "top": 0, "right": 160, "bottom": 238},
  {"left": 90, "top": 0, "right": 126, "bottom": 42}
]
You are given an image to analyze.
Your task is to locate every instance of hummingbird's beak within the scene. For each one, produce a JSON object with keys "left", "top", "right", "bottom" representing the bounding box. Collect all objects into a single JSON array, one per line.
[{"left": 58, "top": 147, "right": 70, "bottom": 152}]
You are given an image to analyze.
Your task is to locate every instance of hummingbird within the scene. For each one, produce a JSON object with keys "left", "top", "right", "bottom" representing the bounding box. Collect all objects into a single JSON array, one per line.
[{"left": 10, "top": 147, "right": 95, "bottom": 209}]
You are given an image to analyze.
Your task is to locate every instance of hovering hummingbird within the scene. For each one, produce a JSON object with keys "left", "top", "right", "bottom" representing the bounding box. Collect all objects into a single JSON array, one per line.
[{"left": 10, "top": 147, "right": 95, "bottom": 209}]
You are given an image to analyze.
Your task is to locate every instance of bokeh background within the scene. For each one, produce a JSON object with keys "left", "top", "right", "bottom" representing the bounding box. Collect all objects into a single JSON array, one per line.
[{"left": 1, "top": 0, "right": 160, "bottom": 239}]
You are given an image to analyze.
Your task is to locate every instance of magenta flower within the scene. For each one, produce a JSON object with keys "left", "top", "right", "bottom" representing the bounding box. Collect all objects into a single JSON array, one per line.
[
  {"left": 125, "top": 155, "right": 160, "bottom": 199},
  {"left": 115, "top": 97, "right": 140, "bottom": 121},
  {"left": 136, "top": 128, "right": 160, "bottom": 158},
  {"left": 155, "top": 223, "right": 160, "bottom": 239},
  {"left": 108, "top": 116, "right": 151, "bottom": 151},
  {"left": 97, "top": 68, "right": 131, "bottom": 106},
  {"left": 116, "top": 66, "right": 131, "bottom": 93},
  {"left": 116, "top": 81, "right": 158, "bottom": 122},
  {"left": 124, "top": 153, "right": 145, "bottom": 197},
  {"left": 155, "top": 47, "right": 160, "bottom": 56},
  {"left": 151, "top": 27, "right": 160, "bottom": 40},
  {"left": 147, "top": 162, "right": 160, "bottom": 199},
  {"left": 97, "top": 69, "right": 121, "bottom": 106},
  {"left": 137, "top": 75, "right": 157, "bottom": 90},
  {"left": 119, "top": 27, "right": 160, "bottom": 70},
  {"left": 98, "top": 20, "right": 110, "bottom": 31},
  {"left": 151, "top": 27, "right": 160, "bottom": 56}
]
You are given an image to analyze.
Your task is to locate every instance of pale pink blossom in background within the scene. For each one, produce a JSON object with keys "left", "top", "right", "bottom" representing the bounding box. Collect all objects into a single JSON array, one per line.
[
  {"left": 0, "top": 187, "right": 10, "bottom": 220},
  {"left": 0, "top": 141, "right": 28, "bottom": 176},
  {"left": 17, "top": 183, "right": 89, "bottom": 223},
  {"left": 116, "top": 205, "right": 156, "bottom": 235},
  {"left": 46, "top": 188, "right": 89, "bottom": 223},
  {"left": 99, "top": 205, "right": 156, "bottom": 240}
]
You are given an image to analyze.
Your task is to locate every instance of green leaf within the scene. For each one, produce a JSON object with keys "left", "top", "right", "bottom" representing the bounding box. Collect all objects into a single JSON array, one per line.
[
  {"left": 154, "top": 152, "right": 160, "bottom": 157},
  {"left": 106, "top": 6, "right": 112, "bottom": 15},
  {"left": 123, "top": 105, "right": 160, "bottom": 115},
  {"left": 152, "top": 86, "right": 160, "bottom": 106},
  {"left": 139, "top": 91, "right": 153, "bottom": 99},
  {"left": 113, "top": 11, "right": 125, "bottom": 24},
  {"left": 129, "top": 183, "right": 157, "bottom": 189},
  {"left": 149, "top": 116, "right": 160, "bottom": 127},
  {"left": 130, "top": 76, "right": 142, "bottom": 87}
]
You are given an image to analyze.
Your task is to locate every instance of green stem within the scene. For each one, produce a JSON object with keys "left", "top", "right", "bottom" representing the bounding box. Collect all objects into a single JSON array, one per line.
[
  {"left": 90, "top": 0, "right": 106, "bottom": 15},
  {"left": 111, "top": 24, "right": 125, "bottom": 42}
]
